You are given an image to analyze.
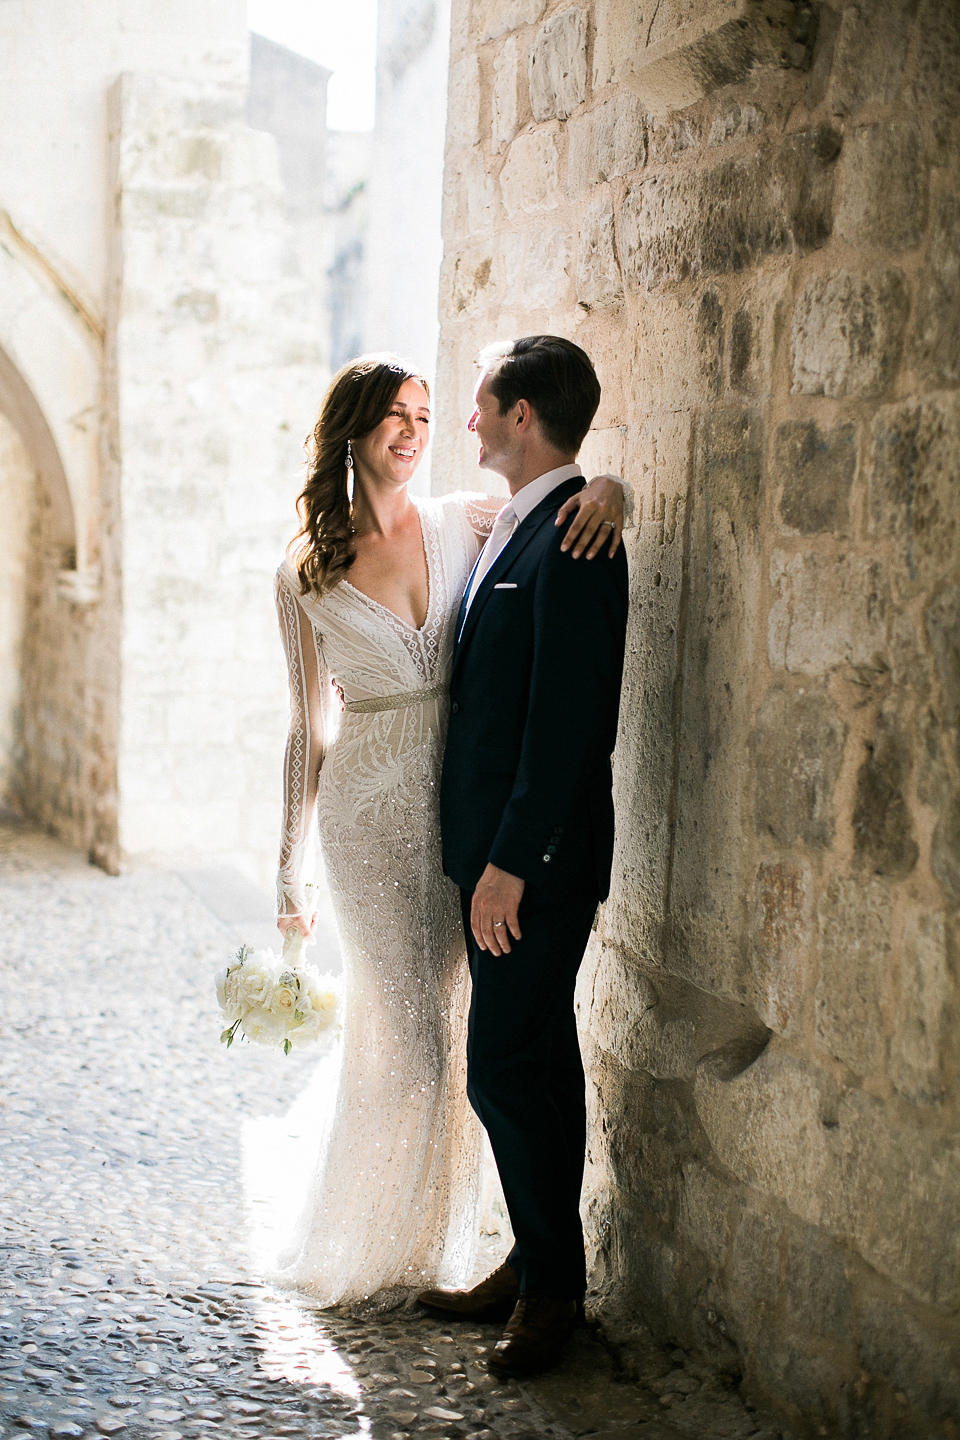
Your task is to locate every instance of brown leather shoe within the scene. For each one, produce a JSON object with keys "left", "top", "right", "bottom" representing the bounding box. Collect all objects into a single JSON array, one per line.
[
  {"left": 417, "top": 1261, "right": 520, "bottom": 1321},
  {"left": 487, "top": 1293, "right": 578, "bottom": 1376}
]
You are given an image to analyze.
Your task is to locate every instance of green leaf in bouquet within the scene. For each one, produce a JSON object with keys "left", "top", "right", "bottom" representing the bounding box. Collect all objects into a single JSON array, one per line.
[
  {"left": 220, "top": 1017, "right": 242, "bottom": 1048},
  {"left": 283, "top": 1038, "right": 292, "bottom": 1056}
]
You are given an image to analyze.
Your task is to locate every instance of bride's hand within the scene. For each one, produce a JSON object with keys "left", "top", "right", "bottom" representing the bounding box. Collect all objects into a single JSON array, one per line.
[
  {"left": 278, "top": 912, "right": 317, "bottom": 940},
  {"left": 556, "top": 474, "right": 624, "bottom": 559}
]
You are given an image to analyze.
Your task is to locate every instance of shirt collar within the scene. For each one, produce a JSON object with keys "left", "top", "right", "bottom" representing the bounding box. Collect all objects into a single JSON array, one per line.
[{"left": 507, "top": 463, "right": 583, "bottom": 524}]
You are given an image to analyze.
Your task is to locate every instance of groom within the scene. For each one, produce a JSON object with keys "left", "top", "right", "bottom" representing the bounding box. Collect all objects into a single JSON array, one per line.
[{"left": 419, "top": 336, "right": 628, "bottom": 1375}]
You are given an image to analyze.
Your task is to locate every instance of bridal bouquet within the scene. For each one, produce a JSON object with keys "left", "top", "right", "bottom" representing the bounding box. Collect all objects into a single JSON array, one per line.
[{"left": 216, "top": 929, "right": 341, "bottom": 1056}]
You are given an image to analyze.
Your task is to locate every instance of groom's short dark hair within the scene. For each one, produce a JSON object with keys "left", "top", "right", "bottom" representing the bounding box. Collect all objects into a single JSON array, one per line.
[{"left": 478, "top": 335, "right": 601, "bottom": 454}]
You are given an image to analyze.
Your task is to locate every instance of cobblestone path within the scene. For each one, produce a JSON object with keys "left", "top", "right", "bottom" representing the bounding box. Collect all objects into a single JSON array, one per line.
[{"left": 0, "top": 817, "right": 781, "bottom": 1440}]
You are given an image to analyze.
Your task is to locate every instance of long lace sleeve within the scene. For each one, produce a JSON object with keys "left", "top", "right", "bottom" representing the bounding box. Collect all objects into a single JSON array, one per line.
[{"left": 275, "top": 570, "right": 330, "bottom": 919}]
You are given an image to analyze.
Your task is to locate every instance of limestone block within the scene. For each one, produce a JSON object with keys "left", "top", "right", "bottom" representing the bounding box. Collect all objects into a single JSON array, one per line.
[
  {"left": 932, "top": 793, "right": 960, "bottom": 906},
  {"left": 925, "top": 585, "right": 960, "bottom": 729},
  {"left": 768, "top": 551, "right": 888, "bottom": 676},
  {"left": 476, "top": 0, "right": 545, "bottom": 44},
  {"left": 576, "top": 190, "right": 622, "bottom": 310},
  {"left": 498, "top": 126, "right": 559, "bottom": 217},
  {"left": 646, "top": 112, "right": 701, "bottom": 166},
  {"left": 868, "top": 394, "right": 960, "bottom": 594},
  {"left": 445, "top": 149, "right": 497, "bottom": 238},
  {"left": 911, "top": 0, "right": 960, "bottom": 161},
  {"left": 586, "top": 943, "right": 769, "bottom": 1080},
  {"left": 828, "top": 0, "right": 918, "bottom": 116},
  {"left": 852, "top": 713, "right": 919, "bottom": 879},
  {"left": 695, "top": 1045, "right": 837, "bottom": 1231},
  {"left": 728, "top": 272, "right": 789, "bottom": 397},
  {"left": 815, "top": 877, "right": 892, "bottom": 1077},
  {"left": 632, "top": 290, "right": 725, "bottom": 412},
  {"left": 774, "top": 420, "right": 856, "bottom": 536},
  {"left": 706, "top": 102, "right": 763, "bottom": 148},
  {"left": 568, "top": 94, "right": 646, "bottom": 195},
  {"left": 836, "top": 122, "right": 927, "bottom": 254},
  {"left": 677, "top": 1161, "right": 737, "bottom": 1271},
  {"left": 726, "top": 1206, "right": 783, "bottom": 1343},
  {"left": 753, "top": 687, "right": 846, "bottom": 849},
  {"left": 911, "top": 195, "right": 960, "bottom": 389},
  {"left": 492, "top": 35, "right": 519, "bottom": 150},
  {"left": 791, "top": 270, "right": 908, "bottom": 399},
  {"left": 449, "top": 245, "right": 495, "bottom": 316},
  {"left": 528, "top": 8, "right": 587, "bottom": 122},
  {"left": 499, "top": 222, "right": 573, "bottom": 311},
  {"left": 890, "top": 908, "right": 950, "bottom": 1106},
  {"left": 592, "top": 0, "right": 646, "bottom": 89},
  {"left": 783, "top": 1224, "right": 851, "bottom": 1343},
  {"left": 826, "top": 1087, "right": 960, "bottom": 1308},
  {"left": 592, "top": 0, "right": 798, "bottom": 116},
  {"left": 859, "top": 1278, "right": 960, "bottom": 1420},
  {"left": 619, "top": 128, "right": 840, "bottom": 290},
  {"left": 447, "top": 54, "right": 481, "bottom": 151},
  {"left": 751, "top": 859, "right": 813, "bottom": 1038}
]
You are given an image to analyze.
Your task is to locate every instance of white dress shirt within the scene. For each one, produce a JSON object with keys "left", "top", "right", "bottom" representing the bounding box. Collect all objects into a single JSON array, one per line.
[{"left": 461, "top": 463, "right": 583, "bottom": 622}]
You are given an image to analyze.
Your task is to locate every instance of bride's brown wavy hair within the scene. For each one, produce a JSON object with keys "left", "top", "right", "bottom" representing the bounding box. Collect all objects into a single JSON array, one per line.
[{"left": 293, "top": 353, "right": 430, "bottom": 596}]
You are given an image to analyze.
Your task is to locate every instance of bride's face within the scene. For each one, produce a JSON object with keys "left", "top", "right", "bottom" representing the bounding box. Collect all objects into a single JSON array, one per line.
[{"left": 353, "top": 378, "right": 430, "bottom": 488}]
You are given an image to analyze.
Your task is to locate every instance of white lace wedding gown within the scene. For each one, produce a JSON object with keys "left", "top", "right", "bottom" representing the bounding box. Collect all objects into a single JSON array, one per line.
[{"left": 273, "top": 491, "right": 500, "bottom": 1306}]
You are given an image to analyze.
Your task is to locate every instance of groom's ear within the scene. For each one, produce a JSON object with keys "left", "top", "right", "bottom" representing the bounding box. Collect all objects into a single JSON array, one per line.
[{"left": 514, "top": 398, "right": 536, "bottom": 434}]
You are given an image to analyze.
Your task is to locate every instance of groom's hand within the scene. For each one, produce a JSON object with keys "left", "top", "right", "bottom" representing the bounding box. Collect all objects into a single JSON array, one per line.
[{"left": 472, "top": 864, "right": 525, "bottom": 956}]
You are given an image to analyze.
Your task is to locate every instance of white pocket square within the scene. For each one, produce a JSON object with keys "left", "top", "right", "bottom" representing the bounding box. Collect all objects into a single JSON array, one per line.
[{"left": 494, "top": 582, "right": 518, "bottom": 589}]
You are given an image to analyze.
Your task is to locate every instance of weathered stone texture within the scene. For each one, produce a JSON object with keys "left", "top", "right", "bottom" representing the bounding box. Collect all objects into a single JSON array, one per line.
[
  {"left": 792, "top": 270, "right": 908, "bottom": 398},
  {"left": 774, "top": 419, "right": 856, "bottom": 535},
  {"left": 836, "top": 122, "right": 928, "bottom": 252},
  {"left": 768, "top": 550, "right": 888, "bottom": 676},
  {"left": 620, "top": 128, "right": 840, "bottom": 290},
  {"left": 568, "top": 95, "right": 646, "bottom": 194},
  {"left": 753, "top": 687, "right": 845, "bottom": 849},
  {"left": 911, "top": 196, "right": 960, "bottom": 389},
  {"left": 438, "top": 0, "right": 960, "bottom": 1427},
  {"left": 815, "top": 877, "right": 892, "bottom": 1076},
  {"left": 528, "top": 7, "right": 587, "bottom": 121},
  {"left": 498, "top": 126, "right": 560, "bottom": 216}
]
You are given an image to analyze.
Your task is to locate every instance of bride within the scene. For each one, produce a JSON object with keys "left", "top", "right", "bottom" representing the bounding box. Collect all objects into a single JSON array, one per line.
[{"left": 273, "top": 353, "right": 624, "bottom": 1306}]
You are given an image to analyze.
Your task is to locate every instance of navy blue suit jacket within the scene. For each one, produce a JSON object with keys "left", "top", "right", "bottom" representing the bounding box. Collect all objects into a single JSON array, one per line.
[{"left": 440, "top": 477, "right": 629, "bottom": 901}]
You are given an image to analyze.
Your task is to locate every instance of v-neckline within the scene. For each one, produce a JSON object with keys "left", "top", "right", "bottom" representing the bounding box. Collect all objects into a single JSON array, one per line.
[{"left": 341, "top": 501, "right": 432, "bottom": 635}]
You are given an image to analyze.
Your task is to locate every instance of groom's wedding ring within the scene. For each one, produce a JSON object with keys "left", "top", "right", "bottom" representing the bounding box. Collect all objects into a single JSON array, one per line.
[
  {"left": 599, "top": 519, "right": 615, "bottom": 527},
  {"left": 493, "top": 920, "right": 504, "bottom": 927}
]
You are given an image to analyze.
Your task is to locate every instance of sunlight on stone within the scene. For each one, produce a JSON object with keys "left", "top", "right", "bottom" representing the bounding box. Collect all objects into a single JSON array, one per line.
[
  {"left": 251, "top": 1295, "right": 362, "bottom": 1402},
  {"left": 242, "top": 1047, "right": 343, "bottom": 1271}
]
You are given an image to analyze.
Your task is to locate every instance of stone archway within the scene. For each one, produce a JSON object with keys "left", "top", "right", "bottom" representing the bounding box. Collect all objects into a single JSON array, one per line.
[{"left": 0, "top": 223, "right": 113, "bottom": 856}]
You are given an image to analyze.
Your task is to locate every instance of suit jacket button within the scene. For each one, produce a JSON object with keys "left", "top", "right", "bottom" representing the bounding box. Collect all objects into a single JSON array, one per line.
[
  {"left": 543, "top": 854, "right": 551, "bottom": 863},
  {"left": 451, "top": 701, "right": 460, "bottom": 713},
  {"left": 547, "top": 845, "right": 556, "bottom": 854}
]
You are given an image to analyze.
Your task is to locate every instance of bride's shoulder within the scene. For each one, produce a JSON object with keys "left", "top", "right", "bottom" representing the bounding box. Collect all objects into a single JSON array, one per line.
[{"left": 420, "top": 489, "right": 489, "bottom": 525}]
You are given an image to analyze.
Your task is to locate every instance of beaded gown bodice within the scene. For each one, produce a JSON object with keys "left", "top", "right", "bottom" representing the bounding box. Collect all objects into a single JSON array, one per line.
[{"left": 273, "top": 491, "right": 499, "bottom": 1304}]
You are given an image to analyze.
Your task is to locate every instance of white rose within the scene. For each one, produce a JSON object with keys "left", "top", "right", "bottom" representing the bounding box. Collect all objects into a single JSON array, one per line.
[
  {"left": 235, "top": 953, "right": 275, "bottom": 1012},
  {"left": 241, "top": 1005, "right": 287, "bottom": 1046}
]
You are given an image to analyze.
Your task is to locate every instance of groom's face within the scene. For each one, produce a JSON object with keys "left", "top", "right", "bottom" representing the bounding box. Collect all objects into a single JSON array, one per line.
[{"left": 468, "top": 373, "right": 514, "bottom": 474}]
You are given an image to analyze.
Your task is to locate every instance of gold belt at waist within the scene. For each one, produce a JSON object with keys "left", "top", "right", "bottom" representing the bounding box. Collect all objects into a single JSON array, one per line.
[{"left": 343, "top": 681, "right": 446, "bottom": 714}]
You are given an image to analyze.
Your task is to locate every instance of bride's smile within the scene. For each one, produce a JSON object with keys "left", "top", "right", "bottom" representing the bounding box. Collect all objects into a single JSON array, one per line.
[{"left": 353, "top": 377, "right": 431, "bottom": 488}]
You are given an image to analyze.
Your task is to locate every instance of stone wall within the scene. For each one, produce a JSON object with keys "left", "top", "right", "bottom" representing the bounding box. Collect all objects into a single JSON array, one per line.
[
  {"left": 1, "top": 2, "right": 328, "bottom": 886},
  {"left": 109, "top": 71, "right": 326, "bottom": 887},
  {"left": 435, "top": 0, "right": 960, "bottom": 1432}
]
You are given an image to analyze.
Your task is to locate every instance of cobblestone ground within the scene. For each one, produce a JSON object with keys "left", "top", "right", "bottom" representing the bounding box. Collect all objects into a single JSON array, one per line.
[{"left": 0, "top": 816, "right": 781, "bottom": 1440}]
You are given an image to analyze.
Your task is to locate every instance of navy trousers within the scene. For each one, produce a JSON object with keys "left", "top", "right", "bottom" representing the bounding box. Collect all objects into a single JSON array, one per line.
[{"left": 460, "top": 885, "right": 598, "bottom": 1298}]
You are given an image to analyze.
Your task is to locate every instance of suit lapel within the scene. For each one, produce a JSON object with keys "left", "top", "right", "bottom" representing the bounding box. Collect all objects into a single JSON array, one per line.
[{"left": 453, "top": 477, "right": 583, "bottom": 672}]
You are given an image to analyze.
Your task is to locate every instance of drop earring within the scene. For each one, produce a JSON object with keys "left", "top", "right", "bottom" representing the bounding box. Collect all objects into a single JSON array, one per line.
[{"left": 345, "top": 439, "right": 355, "bottom": 506}]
